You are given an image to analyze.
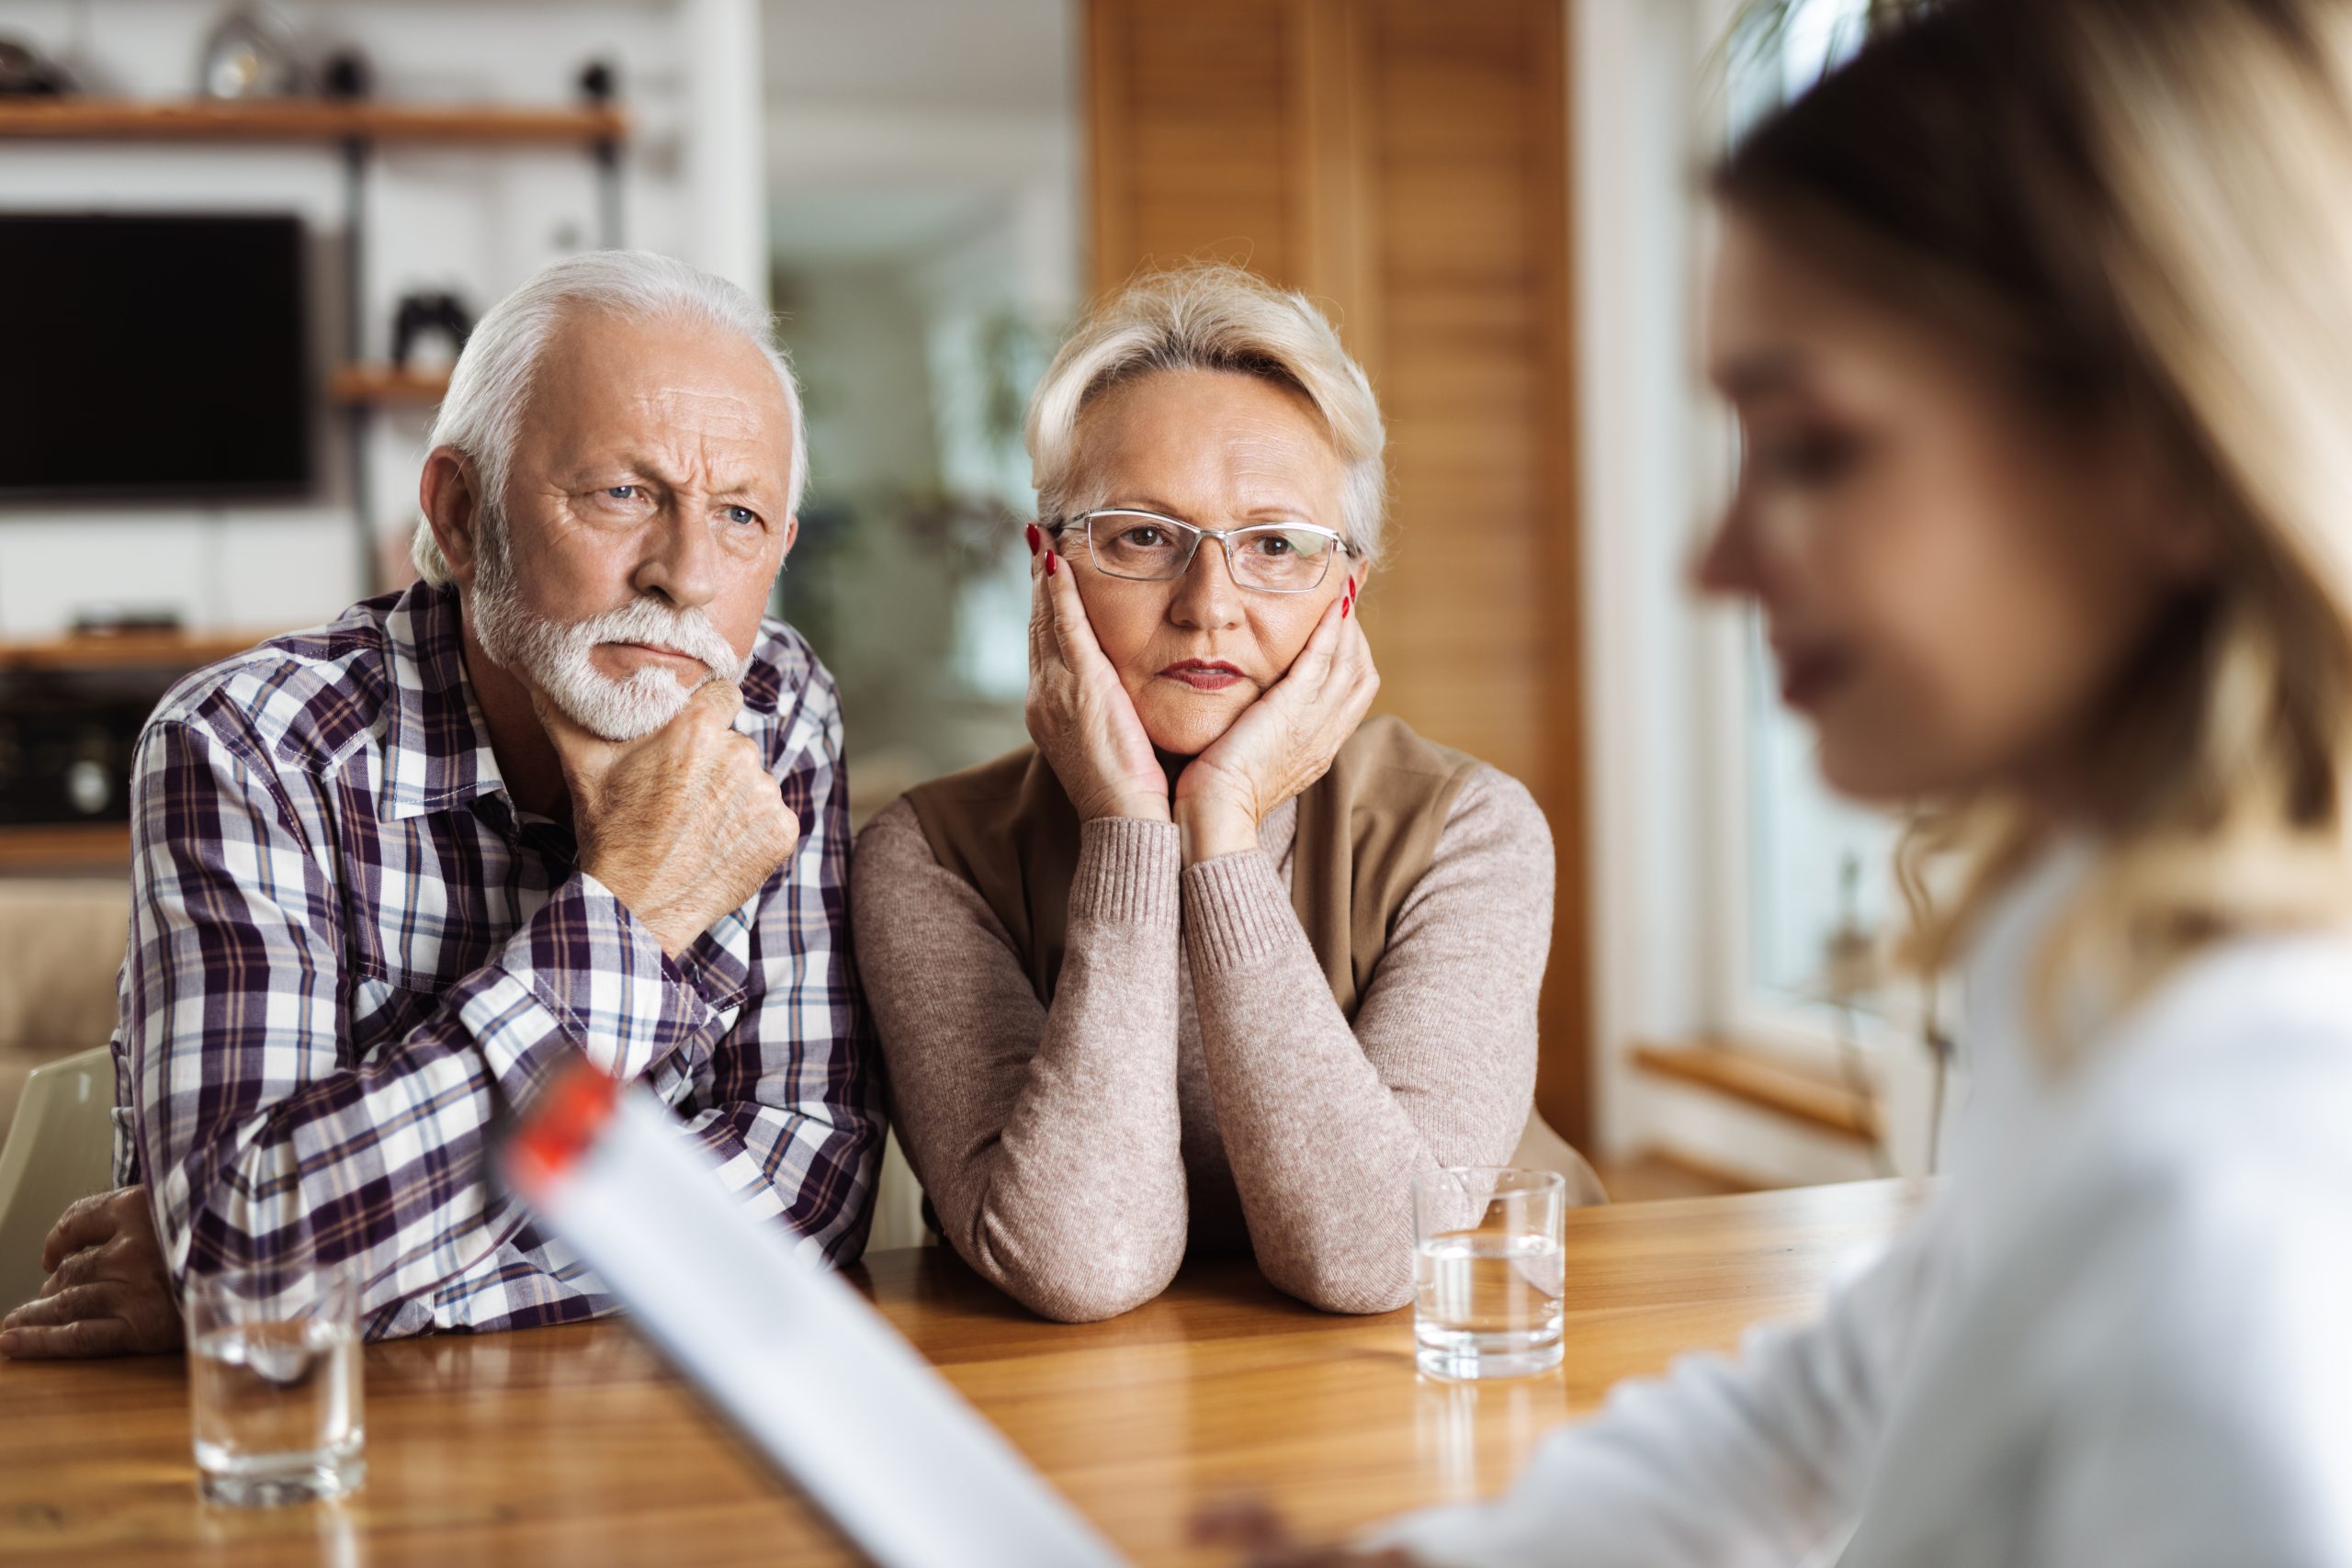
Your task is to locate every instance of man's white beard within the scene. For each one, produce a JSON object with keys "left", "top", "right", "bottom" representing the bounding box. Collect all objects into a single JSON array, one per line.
[{"left": 467, "top": 520, "right": 749, "bottom": 742}]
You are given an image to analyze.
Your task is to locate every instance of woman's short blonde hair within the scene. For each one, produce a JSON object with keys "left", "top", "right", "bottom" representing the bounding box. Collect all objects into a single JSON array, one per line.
[{"left": 1025, "top": 264, "right": 1388, "bottom": 564}]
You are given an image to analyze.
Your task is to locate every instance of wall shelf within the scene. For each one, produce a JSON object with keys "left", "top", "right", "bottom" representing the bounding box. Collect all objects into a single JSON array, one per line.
[
  {"left": 0, "top": 822, "right": 131, "bottom": 875},
  {"left": 0, "top": 98, "right": 627, "bottom": 145},
  {"left": 1, "top": 632, "right": 285, "bottom": 875},
  {"left": 0, "top": 94, "right": 628, "bottom": 600},
  {"left": 0, "top": 629, "right": 277, "bottom": 674},
  {"left": 329, "top": 366, "right": 452, "bottom": 407}
]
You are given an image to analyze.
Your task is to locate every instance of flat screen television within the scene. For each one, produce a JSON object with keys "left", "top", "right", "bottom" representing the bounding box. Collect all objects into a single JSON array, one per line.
[{"left": 0, "top": 212, "right": 311, "bottom": 499}]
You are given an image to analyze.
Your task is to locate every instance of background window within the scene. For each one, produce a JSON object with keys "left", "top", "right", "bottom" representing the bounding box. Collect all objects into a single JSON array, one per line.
[{"left": 762, "top": 0, "right": 1080, "bottom": 822}]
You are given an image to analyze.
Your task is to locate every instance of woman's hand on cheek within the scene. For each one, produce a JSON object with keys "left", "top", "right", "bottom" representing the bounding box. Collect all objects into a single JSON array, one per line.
[
  {"left": 1175, "top": 582, "right": 1377, "bottom": 863},
  {"left": 1025, "top": 527, "right": 1173, "bottom": 823}
]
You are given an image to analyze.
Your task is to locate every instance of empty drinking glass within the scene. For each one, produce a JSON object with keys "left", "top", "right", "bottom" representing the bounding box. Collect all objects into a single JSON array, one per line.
[
  {"left": 1412, "top": 1168, "right": 1567, "bottom": 1381},
  {"left": 185, "top": 1258, "right": 366, "bottom": 1506}
]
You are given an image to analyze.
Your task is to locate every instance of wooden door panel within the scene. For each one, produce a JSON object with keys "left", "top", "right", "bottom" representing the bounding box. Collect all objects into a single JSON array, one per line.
[{"left": 1092, "top": 0, "right": 1305, "bottom": 286}]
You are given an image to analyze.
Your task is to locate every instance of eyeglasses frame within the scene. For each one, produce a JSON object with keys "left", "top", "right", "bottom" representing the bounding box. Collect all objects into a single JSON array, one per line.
[{"left": 1046, "top": 507, "right": 1360, "bottom": 595}]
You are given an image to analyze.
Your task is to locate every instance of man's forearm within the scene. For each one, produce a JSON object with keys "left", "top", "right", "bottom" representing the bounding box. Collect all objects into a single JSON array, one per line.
[{"left": 144, "top": 868, "right": 730, "bottom": 1324}]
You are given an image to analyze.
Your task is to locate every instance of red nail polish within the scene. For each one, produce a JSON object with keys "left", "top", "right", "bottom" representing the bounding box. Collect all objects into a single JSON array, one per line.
[
  {"left": 1024, "top": 524, "right": 1040, "bottom": 556},
  {"left": 1046, "top": 550, "right": 1058, "bottom": 578},
  {"left": 1341, "top": 596, "right": 1351, "bottom": 619}
]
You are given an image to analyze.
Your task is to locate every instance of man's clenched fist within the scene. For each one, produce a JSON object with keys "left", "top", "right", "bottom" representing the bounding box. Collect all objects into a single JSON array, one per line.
[{"left": 539, "top": 679, "right": 800, "bottom": 956}]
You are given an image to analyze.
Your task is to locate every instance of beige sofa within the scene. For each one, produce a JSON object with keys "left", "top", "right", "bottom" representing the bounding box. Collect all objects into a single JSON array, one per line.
[{"left": 0, "top": 880, "right": 130, "bottom": 1137}]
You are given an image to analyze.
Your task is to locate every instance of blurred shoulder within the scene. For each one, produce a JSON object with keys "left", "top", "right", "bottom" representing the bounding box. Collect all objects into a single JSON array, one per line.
[
  {"left": 2003, "top": 931, "right": 2352, "bottom": 1354},
  {"left": 2015, "top": 975, "right": 2352, "bottom": 1446},
  {"left": 2080, "top": 930, "right": 2352, "bottom": 1185}
]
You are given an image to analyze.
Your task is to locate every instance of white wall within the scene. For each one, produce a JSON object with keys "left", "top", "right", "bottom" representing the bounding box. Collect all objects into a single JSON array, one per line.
[
  {"left": 1575, "top": 0, "right": 1729, "bottom": 1163},
  {"left": 0, "top": 0, "right": 763, "bottom": 637}
]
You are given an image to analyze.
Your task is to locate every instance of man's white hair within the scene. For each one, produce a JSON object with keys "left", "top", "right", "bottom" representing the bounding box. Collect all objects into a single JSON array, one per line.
[
  {"left": 1026, "top": 263, "right": 1388, "bottom": 565},
  {"left": 412, "top": 250, "right": 808, "bottom": 587}
]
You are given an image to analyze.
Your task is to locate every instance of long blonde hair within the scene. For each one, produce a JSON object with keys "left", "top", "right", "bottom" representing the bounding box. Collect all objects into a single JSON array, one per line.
[{"left": 1721, "top": 0, "right": 2352, "bottom": 1019}]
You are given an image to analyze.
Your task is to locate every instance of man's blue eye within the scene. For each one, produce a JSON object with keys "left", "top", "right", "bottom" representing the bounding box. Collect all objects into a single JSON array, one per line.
[
  {"left": 606, "top": 486, "right": 638, "bottom": 500},
  {"left": 726, "top": 506, "right": 759, "bottom": 525}
]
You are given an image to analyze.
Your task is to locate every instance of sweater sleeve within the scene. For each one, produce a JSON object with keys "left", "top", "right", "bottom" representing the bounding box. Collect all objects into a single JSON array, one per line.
[
  {"left": 850, "top": 796, "right": 1189, "bottom": 1322},
  {"left": 1180, "top": 766, "right": 1566, "bottom": 1314},
  {"left": 1374, "top": 1201, "right": 1950, "bottom": 1567}
]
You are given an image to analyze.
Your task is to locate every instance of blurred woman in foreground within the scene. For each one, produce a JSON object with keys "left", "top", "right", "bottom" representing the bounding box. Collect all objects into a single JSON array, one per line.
[{"left": 1230, "top": 0, "right": 2352, "bottom": 1561}]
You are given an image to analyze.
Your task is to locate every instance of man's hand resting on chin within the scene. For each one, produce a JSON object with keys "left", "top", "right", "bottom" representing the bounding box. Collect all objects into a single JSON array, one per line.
[{"left": 537, "top": 679, "right": 802, "bottom": 957}]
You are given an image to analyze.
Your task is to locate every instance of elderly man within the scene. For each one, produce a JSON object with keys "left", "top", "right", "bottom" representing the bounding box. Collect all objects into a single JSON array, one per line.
[{"left": 0, "top": 251, "right": 877, "bottom": 1356}]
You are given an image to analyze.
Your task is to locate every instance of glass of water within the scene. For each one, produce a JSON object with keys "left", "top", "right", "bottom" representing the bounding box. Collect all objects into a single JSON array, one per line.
[
  {"left": 1412, "top": 1167, "right": 1567, "bottom": 1381},
  {"left": 185, "top": 1258, "right": 366, "bottom": 1506}
]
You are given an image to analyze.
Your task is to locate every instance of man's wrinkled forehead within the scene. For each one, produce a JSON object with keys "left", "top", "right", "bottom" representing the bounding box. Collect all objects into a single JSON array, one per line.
[{"left": 523, "top": 308, "right": 794, "bottom": 491}]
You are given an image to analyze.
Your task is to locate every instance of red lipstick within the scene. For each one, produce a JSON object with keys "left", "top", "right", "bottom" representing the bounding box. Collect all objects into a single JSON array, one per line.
[{"left": 1160, "top": 659, "right": 1247, "bottom": 693}]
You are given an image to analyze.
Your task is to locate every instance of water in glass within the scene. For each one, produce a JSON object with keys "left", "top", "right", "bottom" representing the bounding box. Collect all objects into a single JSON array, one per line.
[
  {"left": 1411, "top": 1167, "right": 1568, "bottom": 1381},
  {"left": 190, "top": 1316, "right": 363, "bottom": 1505},
  {"left": 187, "top": 1264, "right": 365, "bottom": 1506},
  {"left": 1414, "top": 1228, "right": 1566, "bottom": 1381}
]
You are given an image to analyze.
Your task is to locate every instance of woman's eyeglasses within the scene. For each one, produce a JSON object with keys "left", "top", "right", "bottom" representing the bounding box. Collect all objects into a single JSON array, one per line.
[{"left": 1051, "top": 509, "right": 1357, "bottom": 594}]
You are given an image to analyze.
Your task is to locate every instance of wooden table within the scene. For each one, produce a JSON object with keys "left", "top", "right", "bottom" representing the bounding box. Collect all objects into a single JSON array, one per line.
[{"left": 0, "top": 1179, "right": 1929, "bottom": 1566}]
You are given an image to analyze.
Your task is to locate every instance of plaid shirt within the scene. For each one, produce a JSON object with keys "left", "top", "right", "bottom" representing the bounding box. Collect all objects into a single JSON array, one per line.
[{"left": 109, "top": 581, "right": 879, "bottom": 1340}]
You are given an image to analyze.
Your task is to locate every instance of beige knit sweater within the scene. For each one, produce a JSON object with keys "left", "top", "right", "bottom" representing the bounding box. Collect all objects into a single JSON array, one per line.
[{"left": 850, "top": 765, "right": 1555, "bottom": 1323}]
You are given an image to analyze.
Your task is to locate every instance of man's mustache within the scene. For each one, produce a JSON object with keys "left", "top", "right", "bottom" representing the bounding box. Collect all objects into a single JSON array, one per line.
[{"left": 564, "top": 599, "right": 744, "bottom": 680}]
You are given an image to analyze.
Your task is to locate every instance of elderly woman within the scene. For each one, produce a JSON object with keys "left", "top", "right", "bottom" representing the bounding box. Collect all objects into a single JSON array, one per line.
[{"left": 851, "top": 265, "right": 1600, "bottom": 1323}]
